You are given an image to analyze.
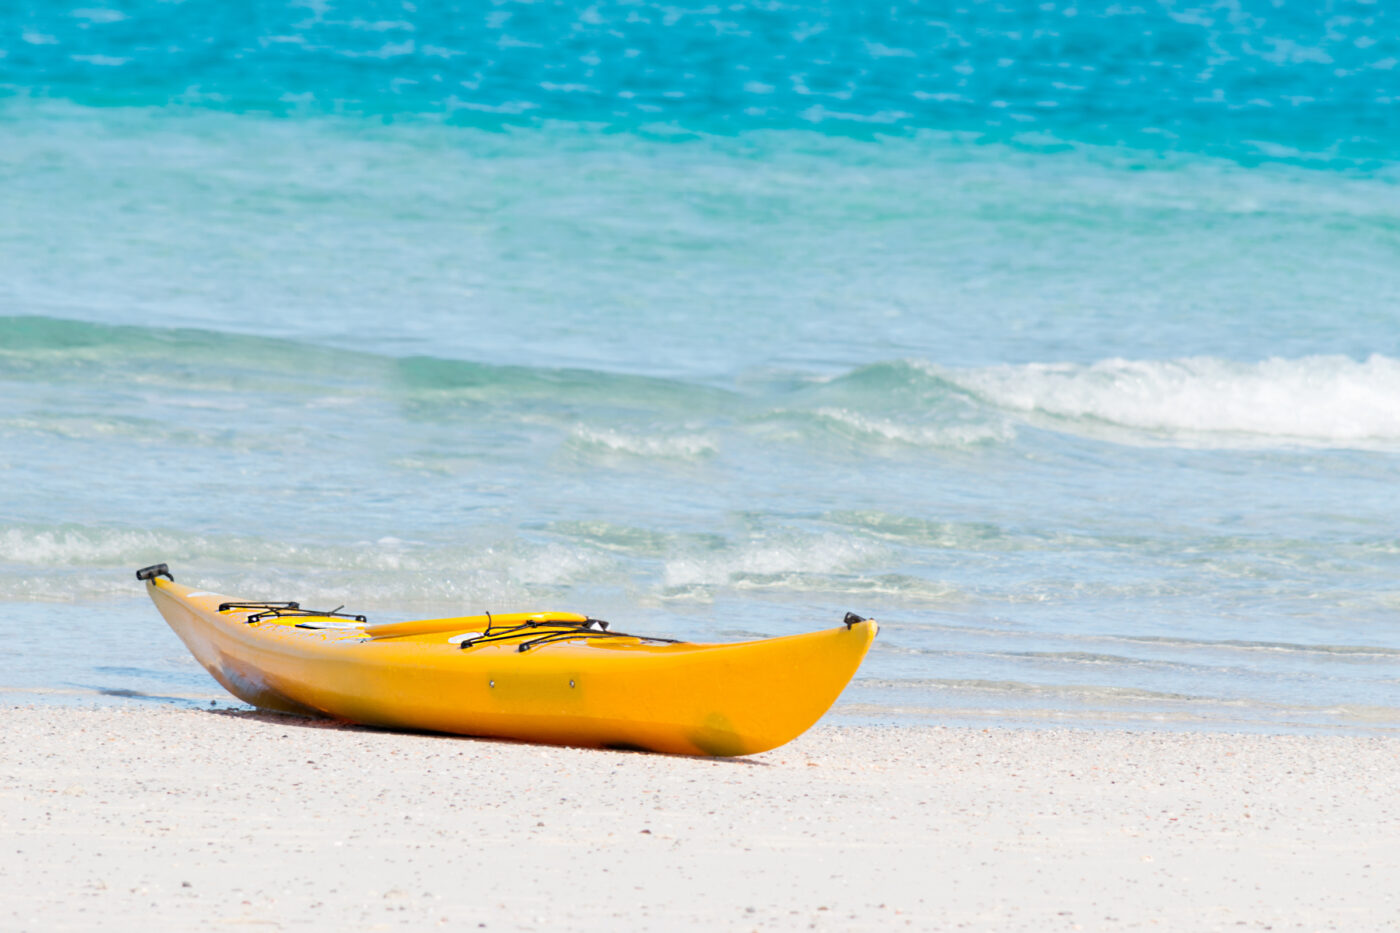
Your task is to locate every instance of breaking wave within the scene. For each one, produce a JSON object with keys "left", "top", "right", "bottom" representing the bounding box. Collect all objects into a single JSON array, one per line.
[
  {"left": 945, "top": 354, "right": 1400, "bottom": 448},
  {"left": 9, "top": 316, "right": 1395, "bottom": 452}
]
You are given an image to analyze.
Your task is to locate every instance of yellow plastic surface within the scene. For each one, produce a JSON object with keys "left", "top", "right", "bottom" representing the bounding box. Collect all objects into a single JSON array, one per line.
[{"left": 145, "top": 578, "right": 877, "bottom": 756}]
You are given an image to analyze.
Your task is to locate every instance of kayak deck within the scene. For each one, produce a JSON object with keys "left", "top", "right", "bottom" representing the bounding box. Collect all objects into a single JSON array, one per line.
[{"left": 139, "top": 566, "right": 877, "bottom": 756}]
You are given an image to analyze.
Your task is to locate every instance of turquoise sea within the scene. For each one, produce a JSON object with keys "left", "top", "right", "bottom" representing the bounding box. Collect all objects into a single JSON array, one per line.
[{"left": 3, "top": 1, "right": 1399, "bottom": 731}]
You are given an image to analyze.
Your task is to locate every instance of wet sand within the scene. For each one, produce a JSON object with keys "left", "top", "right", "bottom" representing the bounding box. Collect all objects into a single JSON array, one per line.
[{"left": 2, "top": 706, "right": 1397, "bottom": 931}]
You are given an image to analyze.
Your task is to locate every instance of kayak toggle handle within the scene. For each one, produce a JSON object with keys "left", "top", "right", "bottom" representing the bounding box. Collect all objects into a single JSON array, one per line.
[
  {"left": 136, "top": 563, "right": 174, "bottom": 582},
  {"left": 843, "top": 612, "right": 867, "bottom": 629}
]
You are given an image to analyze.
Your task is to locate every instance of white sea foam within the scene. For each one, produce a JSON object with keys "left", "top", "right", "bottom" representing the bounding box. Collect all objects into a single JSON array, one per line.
[
  {"left": 662, "top": 534, "right": 881, "bottom": 588},
  {"left": 945, "top": 355, "right": 1400, "bottom": 447},
  {"left": 568, "top": 426, "right": 718, "bottom": 459},
  {"left": 0, "top": 525, "right": 613, "bottom": 605},
  {"left": 809, "top": 407, "right": 1014, "bottom": 448}
]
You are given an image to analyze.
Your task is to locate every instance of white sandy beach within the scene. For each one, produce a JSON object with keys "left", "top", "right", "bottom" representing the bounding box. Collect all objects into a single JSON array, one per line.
[{"left": 2, "top": 706, "right": 1397, "bottom": 932}]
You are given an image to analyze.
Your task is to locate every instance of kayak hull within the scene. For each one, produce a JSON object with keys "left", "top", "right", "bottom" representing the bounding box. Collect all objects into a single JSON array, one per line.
[{"left": 145, "top": 577, "right": 877, "bottom": 756}]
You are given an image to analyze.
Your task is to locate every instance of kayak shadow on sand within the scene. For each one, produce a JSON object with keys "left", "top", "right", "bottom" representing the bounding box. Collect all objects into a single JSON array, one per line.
[
  {"left": 204, "top": 706, "right": 772, "bottom": 764},
  {"left": 88, "top": 686, "right": 225, "bottom": 706}
]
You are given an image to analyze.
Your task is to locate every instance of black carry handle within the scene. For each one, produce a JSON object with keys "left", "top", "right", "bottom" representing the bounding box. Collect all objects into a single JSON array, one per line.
[
  {"left": 843, "top": 612, "right": 867, "bottom": 629},
  {"left": 135, "top": 563, "right": 174, "bottom": 582}
]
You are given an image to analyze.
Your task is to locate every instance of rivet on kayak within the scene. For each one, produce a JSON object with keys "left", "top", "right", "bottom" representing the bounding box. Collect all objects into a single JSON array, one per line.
[
  {"left": 569, "top": 679, "right": 576, "bottom": 688},
  {"left": 489, "top": 680, "right": 495, "bottom": 688}
]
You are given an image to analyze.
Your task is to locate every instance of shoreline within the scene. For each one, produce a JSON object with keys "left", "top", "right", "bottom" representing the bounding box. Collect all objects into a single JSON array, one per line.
[
  {"left": 5, "top": 688, "right": 1400, "bottom": 739},
  {"left": 6, "top": 598, "right": 1399, "bottom": 738},
  {"left": 3, "top": 706, "right": 1397, "bottom": 930}
]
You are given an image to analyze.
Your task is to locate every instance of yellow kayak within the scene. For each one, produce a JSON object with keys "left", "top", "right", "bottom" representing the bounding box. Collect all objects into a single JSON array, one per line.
[{"left": 137, "top": 564, "right": 877, "bottom": 756}]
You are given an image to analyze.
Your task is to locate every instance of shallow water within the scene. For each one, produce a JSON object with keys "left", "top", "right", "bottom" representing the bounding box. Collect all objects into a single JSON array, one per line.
[{"left": 2, "top": 2, "right": 1399, "bottom": 732}]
